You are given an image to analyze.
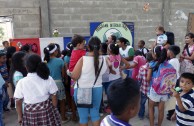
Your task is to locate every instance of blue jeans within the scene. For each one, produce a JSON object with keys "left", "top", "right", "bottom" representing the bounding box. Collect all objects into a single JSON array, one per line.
[
  {"left": 138, "top": 92, "right": 148, "bottom": 118},
  {"left": 74, "top": 87, "right": 102, "bottom": 124},
  {"left": 124, "top": 69, "right": 133, "bottom": 78},
  {"left": 2, "top": 86, "right": 9, "bottom": 110},
  {"left": 102, "top": 82, "right": 110, "bottom": 95},
  {"left": 0, "top": 95, "right": 3, "bottom": 126}
]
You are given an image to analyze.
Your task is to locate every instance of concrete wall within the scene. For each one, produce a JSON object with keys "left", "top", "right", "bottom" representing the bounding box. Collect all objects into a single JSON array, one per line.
[{"left": 0, "top": 0, "right": 193, "bottom": 48}]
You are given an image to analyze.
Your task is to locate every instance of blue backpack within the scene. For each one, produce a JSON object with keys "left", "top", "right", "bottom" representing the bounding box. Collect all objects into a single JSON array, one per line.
[{"left": 152, "top": 62, "right": 177, "bottom": 95}]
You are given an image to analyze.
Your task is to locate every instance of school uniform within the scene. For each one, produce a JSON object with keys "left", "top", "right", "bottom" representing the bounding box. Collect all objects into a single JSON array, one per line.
[{"left": 14, "top": 73, "right": 61, "bottom": 126}]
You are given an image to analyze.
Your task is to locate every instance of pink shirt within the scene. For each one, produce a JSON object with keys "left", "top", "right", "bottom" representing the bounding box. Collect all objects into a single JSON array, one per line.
[{"left": 132, "top": 56, "right": 146, "bottom": 80}]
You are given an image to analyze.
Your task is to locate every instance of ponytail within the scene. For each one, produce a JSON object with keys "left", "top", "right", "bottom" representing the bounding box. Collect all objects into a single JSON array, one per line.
[
  {"left": 44, "top": 47, "right": 50, "bottom": 62},
  {"left": 153, "top": 46, "right": 167, "bottom": 71},
  {"left": 88, "top": 36, "right": 101, "bottom": 75},
  {"left": 94, "top": 46, "right": 99, "bottom": 75},
  {"left": 36, "top": 62, "right": 50, "bottom": 80}
]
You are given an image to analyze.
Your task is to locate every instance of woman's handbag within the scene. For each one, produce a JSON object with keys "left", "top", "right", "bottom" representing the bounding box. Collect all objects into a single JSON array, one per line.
[{"left": 76, "top": 59, "right": 104, "bottom": 108}]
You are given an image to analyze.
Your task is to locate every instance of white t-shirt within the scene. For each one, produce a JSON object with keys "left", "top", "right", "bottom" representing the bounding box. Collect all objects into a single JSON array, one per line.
[
  {"left": 75, "top": 56, "right": 107, "bottom": 88},
  {"left": 168, "top": 58, "right": 180, "bottom": 79},
  {"left": 138, "top": 48, "right": 148, "bottom": 55},
  {"left": 102, "top": 55, "right": 110, "bottom": 83},
  {"left": 14, "top": 73, "right": 58, "bottom": 104},
  {"left": 157, "top": 34, "right": 167, "bottom": 45}
]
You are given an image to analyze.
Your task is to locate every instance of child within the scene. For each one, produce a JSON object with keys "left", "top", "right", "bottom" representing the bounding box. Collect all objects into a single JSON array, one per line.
[
  {"left": 171, "top": 73, "right": 194, "bottom": 126},
  {"left": 14, "top": 54, "right": 61, "bottom": 125},
  {"left": 44, "top": 44, "right": 68, "bottom": 123},
  {"left": 100, "top": 78, "right": 140, "bottom": 126},
  {"left": 68, "top": 34, "right": 86, "bottom": 121},
  {"left": 0, "top": 50, "right": 9, "bottom": 111},
  {"left": 137, "top": 52, "right": 153, "bottom": 119},
  {"left": 155, "top": 26, "right": 167, "bottom": 46},
  {"left": 166, "top": 45, "right": 181, "bottom": 120},
  {"left": 128, "top": 50, "right": 146, "bottom": 81},
  {"left": 138, "top": 40, "right": 149, "bottom": 58},
  {"left": 117, "top": 37, "right": 134, "bottom": 77},
  {"left": 147, "top": 46, "right": 174, "bottom": 126}
]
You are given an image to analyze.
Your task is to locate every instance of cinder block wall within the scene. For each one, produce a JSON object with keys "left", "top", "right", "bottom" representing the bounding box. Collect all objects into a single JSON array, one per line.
[{"left": 0, "top": 0, "right": 193, "bottom": 48}]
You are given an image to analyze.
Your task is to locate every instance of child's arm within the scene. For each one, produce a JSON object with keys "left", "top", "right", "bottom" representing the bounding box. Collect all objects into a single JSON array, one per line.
[
  {"left": 120, "top": 57, "right": 130, "bottom": 70},
  {"left": 106, "top": 57, "right": 116, "bottom": 74},
  {"left": 171, "top": 111, "right": 176, "bottom": 121},
  {"left": 146, "top": 68, "right": 152, "bottom": 82},
  {"left": 16, "top": 99, "right": 23, "bottom": 124},
  {"left": 51, "top": 94, "right": 58, "bottom": 107},
  {"left": 173, "top": 91, "right": 186, "bottom": 112}
]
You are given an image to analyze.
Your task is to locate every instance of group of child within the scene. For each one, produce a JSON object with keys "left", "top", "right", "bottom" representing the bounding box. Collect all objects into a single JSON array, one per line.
[{"left": 0, "top": 25, "right": 194, "bottom": 126}]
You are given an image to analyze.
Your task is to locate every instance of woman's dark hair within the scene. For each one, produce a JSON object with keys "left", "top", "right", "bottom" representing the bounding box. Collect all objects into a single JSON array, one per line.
[
  {"left": 71, "top": 34, "right": 85, "bottom": 47},
  {"left": 146, "top": 52, "right": 153, "bottom": 62},
  {"left": 66, "top": 42, "right": 74, "bottom": 57},
  {"left": 182, "top": 33, "right": 194, "bottom": 54},
  {"left": 101, "top": 43, "right": 108, "bottom": 55},
  {"left": 55, "top": 43, "right": 61, "bottom": 58},
  {"left": 134, "top": 50, "right": 142, "bottom": 56},
  {"left": 107, "top": 78, "right": 140, "bottom": 115},
  {"left": 26, "top": 54, "right": 50, "bottom": 80},
  {"left": 43, "top": 44, "right": 56, "bottom": 62},
  {"left": 88, "top": 36, "right": 101, "bottom": 75},
  {"left": 152, "top": 46, "right": 167, "bottom": 71},
  {"left": 20, "top": 44, "right": 31, "bottom": 53},
  {"left": 9, "top": 51, "right": 27, "bottom": 85},
  {"left": 180, "top": 73, "right": 194, "bottom": 84},
  {"left": 118, "top": 37, "right": 129, "bottom": 45},
  {"left": 168, "top": 45, "right": 180, "bottom": 56},
  {"left": 111, "top": 35, "right": 117, "bottom": 43},
  {"left": 109, "top": 43, "right": 119, "bottom": 55},
  {"left": 6, "top": 46, "right": 16, "bottom": 72}
]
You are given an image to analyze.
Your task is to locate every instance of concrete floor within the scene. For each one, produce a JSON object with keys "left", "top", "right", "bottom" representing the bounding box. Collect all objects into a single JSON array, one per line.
[{"left": 4, "top": 107, "right": 176, "bottom": 126}]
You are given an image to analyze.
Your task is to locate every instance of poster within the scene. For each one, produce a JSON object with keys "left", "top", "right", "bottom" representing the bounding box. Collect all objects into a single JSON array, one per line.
[
  {"left": 90, "top": 22, "right": 134, "bottom": 46},
  {"left": 39, "top": 37, "right": 64, "bottom": 58},
  {"left": 10, "top": 38, "right": 40, "bottom": 55}
]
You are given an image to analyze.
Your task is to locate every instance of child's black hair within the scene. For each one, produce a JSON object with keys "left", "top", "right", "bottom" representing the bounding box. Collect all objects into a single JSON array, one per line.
[
  {"left": 111, "top": 35, "right": 117, "bottom": 43},
  {"left": 168, "top": 45, "right": 180, "bottom": 56},
  {"left": 66, "top": 42, "right": 73, "bottom": 57},
  {"left": 107, "top": 78, "right": 140, "bottom": 116},
  {"left": 101, "top": 43, "right": 108, "bottom": 55},
  {"left": 134, "top": 50, "right": 142, "bottom": 56},
  {"left": 43, "top": 44, "right": 56, "bottom": 62},
  {"left": 139, "top": 40, "right": 145, "bottom": 46},
  {"left": 26, "top": 54, "right": 50, "bottom": 80},
  {"left": 182, "top": 33, "right": 194, "bottom": 54},
  {"left": 118, "top": 37, "right": 129, "bottom": 45},
  {"left": 146, "top": 52, "right": 153, "bottom": 62},
  {"left": 109, "top": 43, "right": 119, "bottom": 55},
  {"left": 152, "top": 46, "right": 167, "bottom": 71},
  {"left": 71, "top": 34, "right": 85, "bottom": 47},
  {"left": 0, "top": 50, "right": 6, "bottom": 57},
  {"left": 88, "top": 36, "right": 101, "bottom": 75},
  {"left": 180, "top": 73, "right": 194, "bottom": 84},
  {"left": 20, "top": 44, "right": 31, "bottom": 53},
  {"left": 9, "top": 51, "right": 27, "bottom": 85},
  {"left": 2, "top": 41, "right": 8, "bottom": 46}
]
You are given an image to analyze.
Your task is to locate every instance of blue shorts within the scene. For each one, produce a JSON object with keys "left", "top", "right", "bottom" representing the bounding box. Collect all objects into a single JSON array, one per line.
[
  {"left": 148, "top": 88, "right": 168, "bottom": 102},
  {"left": 55, "top": 80, "right": 65, "bottom": 100},
  {"left": 74, "top": 87, "right": 102, "bottom": 124}
]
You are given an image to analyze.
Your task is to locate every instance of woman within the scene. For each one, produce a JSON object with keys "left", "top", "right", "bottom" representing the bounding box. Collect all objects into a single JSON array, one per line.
[
  {"left": 117, "top": 37, "right": 134, "bottom": 77},
  {"left": 14, "top": 54, "right": 61, "bottom": 125},
  {"left": 71, "top": 36, "right": 108, "bottom": 126},
  {"left": 180, "top": 32, "right": 194, "bottom": 74}
]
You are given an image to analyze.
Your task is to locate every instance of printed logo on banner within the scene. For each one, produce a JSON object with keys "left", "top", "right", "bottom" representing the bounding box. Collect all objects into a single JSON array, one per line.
[{"left": 90, "top": 22, "right": 134, "bottom": 46}]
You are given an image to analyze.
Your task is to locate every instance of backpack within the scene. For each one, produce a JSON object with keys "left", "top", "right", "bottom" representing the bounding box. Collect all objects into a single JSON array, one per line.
[
  {"left": 141, "top": 47, "right": 149, "bottom": 58},
  {"left": 165, "top": 32, "right": 175, "bottom": 45},
  {"left": 152, "top": 62, "right": 177, "bottom": 95}
]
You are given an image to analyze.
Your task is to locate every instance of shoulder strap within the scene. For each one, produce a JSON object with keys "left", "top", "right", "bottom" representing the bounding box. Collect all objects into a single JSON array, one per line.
[
  {"left": 186, "top": 46, "right": 192, "bottom": 56},
  {"left": 93, "top": 58, "right": 104, "bottom": 87}
]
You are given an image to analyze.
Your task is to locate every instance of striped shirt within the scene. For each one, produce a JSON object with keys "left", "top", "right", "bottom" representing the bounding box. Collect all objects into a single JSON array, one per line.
[
  {"left": 175, "top": 90, "right": 194, "bottom": 126},
  {"left": 100, "top": 114, "right": 131, "bottom": 126}
]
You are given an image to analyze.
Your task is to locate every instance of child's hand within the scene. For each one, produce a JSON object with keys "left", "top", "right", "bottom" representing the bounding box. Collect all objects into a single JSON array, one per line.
[
  {"left": 171, "top": 113, "right": 176, "bottom": 121},
  {"left": 18, "top": 116, "right": 22, "bottom": 125},
  {"left": 173, "top": 90, "right": 180, "bottom": 98}
]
